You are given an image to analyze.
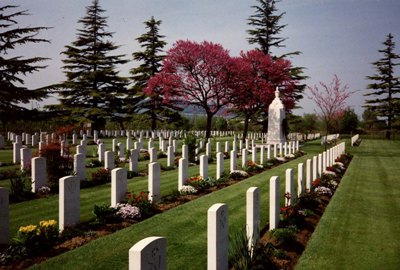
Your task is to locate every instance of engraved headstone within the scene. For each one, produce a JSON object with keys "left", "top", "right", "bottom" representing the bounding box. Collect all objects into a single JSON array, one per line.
[
  {"left": 59, "top": 176, "right": 80, "bottom": 231},
  {"left": 208, "top": 203, "right": 228, "bottom": 270},
  {"left": 111, "top": 168, "right": 127, "bottom": 207},
  {"left": 129, "top": 236, "right": 167, "bottom": 270}
]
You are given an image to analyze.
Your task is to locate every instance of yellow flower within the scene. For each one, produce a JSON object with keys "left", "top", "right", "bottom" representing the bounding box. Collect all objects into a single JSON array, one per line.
[
  {"left": 40, "top": 219, "right": 57, "bottom": 228},
  {"left": 19, "top": 225, "right": 38, "bottom": 234}
]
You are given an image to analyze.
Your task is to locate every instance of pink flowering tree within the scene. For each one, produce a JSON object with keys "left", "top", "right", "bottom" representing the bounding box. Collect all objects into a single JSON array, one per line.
[
  {"left": 231, "top": 49, "right": 297, "bottom": 141},
  {"left": 307, "top": 74, "right": 353, "bottom": 147},
  {"left": 145, "top": 40, "right": 236, "bottom": 138}
]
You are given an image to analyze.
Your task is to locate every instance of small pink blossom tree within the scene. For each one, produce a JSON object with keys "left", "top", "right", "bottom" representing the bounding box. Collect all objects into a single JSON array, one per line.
[{"left": 307, "top": 75, "right": 353, "bottom": 146}]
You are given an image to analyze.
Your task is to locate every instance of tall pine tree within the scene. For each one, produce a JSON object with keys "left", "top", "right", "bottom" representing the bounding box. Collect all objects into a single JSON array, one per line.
[
  {"left": 56, "top": 0, "right": 128, "bottom": 130},
  {"left": 0, "top": 5, "right": 49, "bottom": 128},
  {"left": 365, "top": 33, "right": 400, "bottom": 139},
  {"left": 130, "top": 17, "right": 181, "bottom": 130},
  {"left": 247, "top": 0, "right": 307, "bottom": 131}
]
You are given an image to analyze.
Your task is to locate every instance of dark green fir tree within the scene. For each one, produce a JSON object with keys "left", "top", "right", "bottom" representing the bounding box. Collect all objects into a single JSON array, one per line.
[
  {"left": 365, "top": 33, "right": 400, "bottom": 139},
  {"left": 130, "top": 16, "right": 181, "bottom": 130},
  {"left": 56, "top": 0, "right": 128, "bottom": 130},
  {"left": 0, "top": 5, "right": 50, "bottom": 129}
]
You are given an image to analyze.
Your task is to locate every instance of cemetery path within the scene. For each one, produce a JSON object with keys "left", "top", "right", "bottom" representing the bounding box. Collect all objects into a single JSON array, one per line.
[
  {"left": 28, "top": 143, "right": 321, "bottom": 270},
  {"left": 296, "top": 139, "right": 400, "bottom": 270}
]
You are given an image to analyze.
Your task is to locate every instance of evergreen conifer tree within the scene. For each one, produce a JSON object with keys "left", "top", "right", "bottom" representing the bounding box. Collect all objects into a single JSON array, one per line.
[
  {"left": 56, "top": 0, "right": 128, "bottom": 130},
  {"left": 130, "top": 16, "right": 181, "bottom": 130},
  {"left": 247, "top": 0, "right": 307, "bottom": 131},
  {"left": 365, "top": 33, "right": 400, "bottom": 139},
  {"left": 0, "top": 5, "right": 49, "bottom": 128}
]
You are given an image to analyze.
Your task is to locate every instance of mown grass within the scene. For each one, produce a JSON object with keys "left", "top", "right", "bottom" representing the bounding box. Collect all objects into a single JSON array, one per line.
[
  {"left": 296, "top": 139, "right": 400, "bottom": 270},
  {"left": 28, "top": 140, "right": 325, "bottom": 270}
]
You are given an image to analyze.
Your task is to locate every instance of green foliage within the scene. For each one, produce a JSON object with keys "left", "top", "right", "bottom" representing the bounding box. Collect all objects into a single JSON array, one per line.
[
  {"left": 298, "top": 191, "right": 321, "bottom": 210},
  {"left": 228, "top": 226, "right": 275, "bottom": 270},
  {"left": 92, "top": 204, "right": 120, "bottom": 224},
  {"left": 0, "top": 244, "right": 29, "bottom": 265},
  {"left": 53, "top": 0, "right": 128, "bottom": 130},
  {"left": 0, "top": 4, "right": 50, "bottom": 127},
  {"left": 91, "top": 168, "right": 111, "bottom": 184},
  {"left": 365, "top": 33, "right": 400, "bottom": 139},
  {"left": 87, "top": 159, "right": 103, "bottom": 168},
  {"left": 125, "top": 191, "right": 158, "bottom": 219},
  {"left": 40, "top": 142, "right": 73, "bottom": 191},
  {"left": 15, "top": 220, "right": 58, "bottom": 251},
  {"left": 183, "top": 134, "right": 197, "bottom": 162},
  {"left": 269, "top": 225, "right": 297, "bottom": 245},
  {"left": 9, "top": 170, "right": 32, "bottom": 201},
  {"left": 339, "top": 108, "right": 359, "bottom": 134}
]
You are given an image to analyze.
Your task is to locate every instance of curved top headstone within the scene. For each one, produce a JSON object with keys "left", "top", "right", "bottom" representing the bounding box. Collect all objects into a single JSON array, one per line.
[{"left": 267, "top": 87, "right": 286, "bottom": 145}]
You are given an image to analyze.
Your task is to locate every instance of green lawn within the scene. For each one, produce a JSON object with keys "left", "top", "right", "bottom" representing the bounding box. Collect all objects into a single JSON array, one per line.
[
  {"left": 296, "top": 139, "right": 400, "bottom": 270},
  {"left": 28, "top": 140, "right": 324, "bottom": 270}
]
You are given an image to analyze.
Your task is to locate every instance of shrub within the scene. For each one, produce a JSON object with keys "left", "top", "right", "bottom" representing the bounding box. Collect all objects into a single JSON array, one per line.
[
  {"left": 15, "top": 219, "right": 58, "bottom": 250},
  {"left": 244, "top": 160, "right": 263, "bottom": 173},
  {"left": 314, "top": 186, "right": 333, "bottom": 196},
  {"left": 270, "top": 225, "right": 297, "bottom": 245},
  {"left": 183, "top": 134, "right": 197, "bottom": 162},
  {"left": 0, "top": 244, "right": 29, "bottom": 265},
  {"left": 228, "top": 226, "right": 274, "bottom": 270},
  {"left": 179, "top": 185, "right": 198, "bottom": 195},
  {"left": 298, "top": 191, "right": 321, "bottom": 210},
  {"left": 93, "top": 203, "right": 120, "bottom": 224},
  {"left": 40, "top": 142, "right": 73, "bottom": 190},
  {"left": 87, "top": 159, "right": 102, "bottom": 168},
  {"left": 125, "top": 191, "right": 157, "bottom": 218},
  {"left": 113, "top": 203, "right": 141, "bottom": 220},
  {"left": 91, "top": 168, "right": 111, "bottom": 184},
  {"left": 9, "top": 170, "right": 33, "bottom": 202}
]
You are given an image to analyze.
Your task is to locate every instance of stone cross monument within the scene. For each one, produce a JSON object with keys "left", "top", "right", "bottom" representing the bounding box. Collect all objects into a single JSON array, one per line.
[{"left": 267, "top": 88, "right": 286, "bottom": 145}]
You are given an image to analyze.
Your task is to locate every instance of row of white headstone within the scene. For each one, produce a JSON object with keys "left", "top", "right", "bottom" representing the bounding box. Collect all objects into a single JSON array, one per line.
[
  {"left": 0, "top": 139, "right": 344, "bottom": 251},
  {"left": 127, "top": 142, "right": 346, "bottom": 270},
  {"left": 321, "top": 133, "right": 340, "bottom": 145}
]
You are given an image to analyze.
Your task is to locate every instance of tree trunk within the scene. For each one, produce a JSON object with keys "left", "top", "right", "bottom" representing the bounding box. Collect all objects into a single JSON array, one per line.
[
  {"left": 151, "top": 112, "right": 157, "bottom": 131},
  {"left": 205, "top": 112, "right": 213, "bottom": 139},
  {"left": 262, "top": 119, "right": 268, "bottom": 133},
  {"left": 242, "top": 115, "right": 250, "bottom": 143}
]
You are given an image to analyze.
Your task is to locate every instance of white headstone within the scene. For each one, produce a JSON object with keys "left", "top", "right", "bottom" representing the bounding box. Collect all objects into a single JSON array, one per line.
[
  {"left": 118, "top": 142, "right": 125, "bottom": 160},
  {"left": 111, "top": 168, "right": 127, "bottom": 207},
  {"left": 285, "top": 169, "right": 294, "bottom": 206},
  {"left": 0, "top": 188, "right": 9, "bottom": 244},
  {"left": 98, "top": 143, "right": 105, "bottom": 162},
  {"left": 216, "top": 152, "right": 224, "bottom": 180},
  {"left": 208, "top": 203, "right": 228, "bottom": 270},
  {"left": 74, "top": 153, "right": 86, "bottom": 181},
  {"left": 149, "top": 147, "right": 157, "bottom": 163},
  {"left": 242, "top": 148, "right": 248, "bottom": 168},
  {"left": 298, "top": 163, "right": 304, "bottom": 197},
  {"left": 129, "top": 149, "right": 139, "bottom": 172},
  {"left": 13, "top": 142, "right": 22, "bottom": 164},
  {"left": 59, "top": 175, "right": 80, "bottom": 231},
  {"left": 199, "top": 154, "right": 208, "bottom": 179},
  {"left": 20, "top": 147, "right": 32, "bottom": 171},
  {"left": 167, "top": 146, "right": 174, "bottom": 167},
  {"left": 148, "top": 162, "right": 161, "bottom": 203},
  {"left": 313, "top": 156, "right": 318, "bottom": 180},
  {"left": 129, "top": 236, "right": 167, "bottom": 270},
  {"left": 318, "top": 153, "right": 323, "bottom": 176},
  {"left": 178, "top": 158, "right": 188, "bottom": 190},
  {"left": 105, "top": 151, "right": 115, "bottom": 170},
  {"left": 269, "top": 176, "right": 280, "bottom": 230},
  {"left": 246, "top": 187, "right": 260, "bottom": 254},
  {"left": 251, "top": 147, "right": 257, "bottom": 164},
  {"left": 260, "top": 146, "right": 265, "bottom": 165},
  {"left": 306, "top": 159, "right": 312, "bottom": 192},
  {"left": 230, "top": 150, "right": 237, "bottom": 172},
  {"left": 31, "top": 157, "right": 47, "bottom": 192},
  {"left": 182, "top": 144, "right": 188, "bottom": 160}
]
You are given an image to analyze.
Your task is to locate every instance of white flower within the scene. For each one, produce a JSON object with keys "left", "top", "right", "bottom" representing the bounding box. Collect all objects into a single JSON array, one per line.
[
  {"left": 315, "top": 186, "right": 332, "bottom": 196},
  {"left": 113, "top": 203, "right": 141, "bottom": 219},
  {"left": 230, "top": 170, "right": 249, "bottom": 177},
  {"left": 323, "top": 171, "right": 336, "bottom": 176},
  {"left": 180, "top": 185, "right": 198, "bottom": 194},
  {"left": 38, "top": 186, "right": 51, "bottom": 194}
]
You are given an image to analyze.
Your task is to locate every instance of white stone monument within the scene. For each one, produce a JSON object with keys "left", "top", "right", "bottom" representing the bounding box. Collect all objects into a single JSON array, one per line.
[{"left": 267, "top": 88, "right": 286, "bottom": 145}]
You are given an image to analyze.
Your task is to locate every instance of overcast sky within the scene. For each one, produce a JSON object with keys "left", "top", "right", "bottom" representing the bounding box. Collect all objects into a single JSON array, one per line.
[{"left": 5, "top": 0, "right": 400, "bottom": 117}]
